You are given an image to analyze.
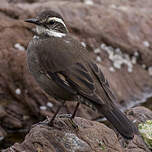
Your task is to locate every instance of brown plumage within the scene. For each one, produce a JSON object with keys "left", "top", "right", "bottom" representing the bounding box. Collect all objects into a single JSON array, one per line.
[{"left": 25, "top": 10, "right": 136, "bottom": 139}]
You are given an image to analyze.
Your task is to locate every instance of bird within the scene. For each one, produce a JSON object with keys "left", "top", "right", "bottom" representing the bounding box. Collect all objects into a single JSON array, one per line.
[{"left": 25, "top": 10, "right": 136, "bottom": 139}]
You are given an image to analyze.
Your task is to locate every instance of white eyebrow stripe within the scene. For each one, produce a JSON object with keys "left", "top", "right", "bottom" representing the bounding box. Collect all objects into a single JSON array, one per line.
[{"left": 49, "top": 17, "right": 67, "bottom": 28}]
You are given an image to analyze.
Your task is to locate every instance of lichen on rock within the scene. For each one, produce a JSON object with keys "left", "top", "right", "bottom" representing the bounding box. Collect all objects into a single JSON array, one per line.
[{"left": 138, "top": 120, "right": 152, "bottom": 149}]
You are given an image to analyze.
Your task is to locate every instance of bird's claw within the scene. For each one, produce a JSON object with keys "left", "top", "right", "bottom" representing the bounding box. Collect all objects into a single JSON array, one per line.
[
  {"left": 57, "top": 114, "right": 79, "bottom": 130},
  {"left": 57, "top": 113, "right": 72, "bottom": 118}
]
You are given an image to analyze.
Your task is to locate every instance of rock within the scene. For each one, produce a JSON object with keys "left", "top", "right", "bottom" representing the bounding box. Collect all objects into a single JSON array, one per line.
[
  {"left": 123, "top": 106, "right": 152, "bottom": 152},
  {"left": 3, "top": 117, "right": 123, "bottom": 152},
  {"left": 0, "top": 126, "right": 7, "bottom": 141},
  {"left": 3, "top": 107, "right": 152, "bottom": 152},
  {"left": 127, "top": 106, "right": 152, "bottom": 124},
  {"left": 138, "top": 120, "right": 152, "bottom": 149}
]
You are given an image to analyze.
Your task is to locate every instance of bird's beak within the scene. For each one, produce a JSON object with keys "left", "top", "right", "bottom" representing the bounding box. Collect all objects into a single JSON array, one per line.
[{"left": 24, "top": 18, "right": 40, "bottom": 25}]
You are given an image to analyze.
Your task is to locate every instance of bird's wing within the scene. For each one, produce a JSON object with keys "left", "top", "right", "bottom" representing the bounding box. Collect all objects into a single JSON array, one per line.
[
  {"left": 42, "top": 54, "right": 117, "bottom": 106},
  {"left": 89, "top": 62, "right": 117, "bottom": 103},
  {"left": 36, "top": 37, "right": 115, "bottom": 105},
  {"left": 46, "top": 61, "right": 103, "bottom": 104}
]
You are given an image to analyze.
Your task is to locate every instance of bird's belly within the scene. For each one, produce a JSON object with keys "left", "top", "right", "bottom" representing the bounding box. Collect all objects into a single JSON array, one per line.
[
  {"left": 27, "top": 54, "right": 74, "bottom": 101},
  {"left": 35, "top": 73, "right": 74, "bottom": 100}
]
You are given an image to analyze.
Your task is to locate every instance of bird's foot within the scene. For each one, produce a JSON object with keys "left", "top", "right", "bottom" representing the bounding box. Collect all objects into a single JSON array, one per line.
[
  {"left": 57, "top": 113, "right": 72, "bottom": 119},
  {"left": 57, "top": 114, "right": 79, "bottom": 130}
]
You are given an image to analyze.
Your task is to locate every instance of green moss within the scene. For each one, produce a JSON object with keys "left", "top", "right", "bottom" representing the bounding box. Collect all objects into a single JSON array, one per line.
[{"left": 138, "top": 120, "right": 152, "bottom": 149}]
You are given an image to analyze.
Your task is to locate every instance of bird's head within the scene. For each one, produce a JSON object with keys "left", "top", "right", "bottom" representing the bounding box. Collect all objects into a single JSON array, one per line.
[{"left": 25, "top": 10, "right": 68, "bottom": 37}]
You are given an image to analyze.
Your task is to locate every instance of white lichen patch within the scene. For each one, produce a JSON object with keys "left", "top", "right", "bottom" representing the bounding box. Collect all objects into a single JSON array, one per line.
[
  {"left": 63, "top": 133, "right": 90, "bottom": 152},
  {"left": 110, "top": 4, "right": 117, "bottom": 9},
  {"left": 100, "top": 43, "right": 137, "bottom": 72},
  {"left": 65, "top": 40, "right": 70, "bottom": 44},
  {"left": 84, "top": 0, "right": 94, "bottom": 5},
  {"left": 100, "top": 43, "right": 106, "bottom": 49},
  {"left": 128, "top": 67, "right": 133, "bottom": 73},
  {"left": 143, "top": 41, "right": 150, "bottom": 48},
  {"left": 131, "top": 56, "right": 137, "bottom": 64},
  {"left": 0, "top": 136, "right": 4, "bottom": 141},
  {"left": 138, "top": 120, "right": 152, "bottom": 149},
  {"left": 47, "top": 102, "right": 53, "bottom": 108},
  {"left": 134, "top": 51, "right": 139, "bottom": 57},
  {"left": 40, "top": 106, "right": 47, "bottom": 110},
  {"left": 109, "top": 67, "right": 115, "bottom": 72},
  {"left": 81, "top": 42, "right": 86, "bottom": 47},
  {"left": 96, "top": 56, "right": 102, "bottom": 63},
  {"left": 117, "top": 6, "right": 128, "bottom": 11},
  {"left": 14, "top": 43, "right": 25, "bottom": 51},
  {"left": 94, "top": 48, "right": 101, "bottom": 54},
  {"left": 148, "top": 66, "right": 152, "bottom": 76},
  {"left": 15, "top": 88, "right": 21, "bottom": 95},
  {"left": 142, "top": 64, "right": 146, "bottom": 69}
]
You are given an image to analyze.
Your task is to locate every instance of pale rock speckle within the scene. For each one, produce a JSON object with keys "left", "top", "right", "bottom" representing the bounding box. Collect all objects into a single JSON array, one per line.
[
  {"left": 148, "top": 66, "right": 152, "bottom": 76},
  {"left": 81, "top": 42, "right": 86, "bottom": 47},
  {"left": 84, "top": 0, "right": 94, "bottom": 5},
  {"left": 100, "top": 43, "right": 106, "bottom": 49},
  {"left": 142, "top": 64, "right": 146, "bottom": 69},
  {"left": 14, "top": 43, "right": 25, "bottom": 51},
  {"left": 0, "top": 137, "right": 4, "bottom": 141},
  {"left": 15, "top": 88, "right": 21, "bottom": 95},
  {"left": 94, "top": 48, "right": 101, "bottom": 54},
  {"left": 117, "top": 6, "right": 128, "bottom": 11},
  {"left": 131, "top": 56, "right": 137, "bottom": 64},
  {"left": 65, "top": 40, "right": 70, "bottom": 44},
  {"left": 113, "top": 60, "right": 122, "bottom": 69},
  {"left": 109, "top": 67, "right": 115, "bottom": 72},
  {"left": 96, "top": 56, "right": 101, "bottom": 62},
  {"left": 63, "top": 133, "right": 90, "bottom": 151},
  {"left": 47, "top": 102, "right": 53, "bottom": 108},
  {"left": 127, "top": 32, "right": 140, "bottom": 41},
  {"left": 134, "top": 51, "right": 139, "bottom": 57},
  {"left": 110, "top": 4, "right": 117, "bottom": 9},
  {"left": 128, "top": 67, "right": 133, "bottom": 73},
  {"left": 115, "top": 48, "right": 121, "bottom": 54},
  {"left": 40, "top": 106, "right": 47, "bottom": 110},
  {"left": 143, "top": 41, "right": 150, "bottom": 47}
]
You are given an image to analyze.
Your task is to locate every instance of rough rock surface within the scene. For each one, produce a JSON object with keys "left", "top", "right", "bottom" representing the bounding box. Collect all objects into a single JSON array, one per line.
[
  {"left": 3, "top": 117, "right": 123, "bottom": 152},
  {"left": 122, "top": 106, "right": 152, "bottom": 152},
  {"left": 3, "top": 106, "right": 152, "bottom": 152},
  {"left": 0, "top": 0, "right": 152, "bottom": 151}
]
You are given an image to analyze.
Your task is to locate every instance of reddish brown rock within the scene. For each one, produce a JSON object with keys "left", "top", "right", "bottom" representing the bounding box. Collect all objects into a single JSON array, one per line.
[
  {"left": 0, "top": 126, "right": 7, "bottom": 141},
  {"left": 3, "top": 117, "right": 123, "bottom": 152},
  {"left": 123, "top": 106, "right": 152, "bottom": 152},
  {"left": 127, "top": 106, "right": 152, "bottom": 125},
  {"left": 3, "top": 106, "right": 152, "bottom": 152}
]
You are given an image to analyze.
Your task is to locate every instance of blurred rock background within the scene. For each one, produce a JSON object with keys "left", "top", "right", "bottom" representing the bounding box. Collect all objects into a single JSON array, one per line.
[{"left": 0, "top": 0, "right": 152, "bottom": 151}]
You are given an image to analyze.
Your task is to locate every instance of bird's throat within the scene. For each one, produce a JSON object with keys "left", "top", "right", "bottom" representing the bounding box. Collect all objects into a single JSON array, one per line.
[{"left": 35, "top": 25, "right": 66, "bottom": 38}]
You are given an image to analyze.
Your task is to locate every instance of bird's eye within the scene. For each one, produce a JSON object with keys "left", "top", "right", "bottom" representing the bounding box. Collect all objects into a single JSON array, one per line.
[{"left": 49, "top": 20, "right": 55, "bottom": 25}]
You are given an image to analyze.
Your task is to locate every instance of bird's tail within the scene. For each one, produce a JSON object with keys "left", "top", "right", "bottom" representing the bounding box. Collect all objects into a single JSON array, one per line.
[{"left": 101, "top": 105, "right": 136, "bottom": 139}]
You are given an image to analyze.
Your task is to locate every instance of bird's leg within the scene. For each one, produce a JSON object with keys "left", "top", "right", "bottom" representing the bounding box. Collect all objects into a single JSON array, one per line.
[
  {"left": 58, "top": 102, "right": 80, "bottom": 119},
  {"left": 56, "top": 102, "right": 80, "bottom": 130},
  {"left": 71, "top": 102, "right": 80, "bottom": 119},
  {"left": 61, "top": 102, "right": 80, "bottom": 130},
  {"left": 67, "top": 102, "right": 80, "bottom": 130},
  {"left": 31, "top": 100, "right": 65, "bottom": 128},
  {"left": 48, "top": 100, "right": 66, "bottom": 126}
]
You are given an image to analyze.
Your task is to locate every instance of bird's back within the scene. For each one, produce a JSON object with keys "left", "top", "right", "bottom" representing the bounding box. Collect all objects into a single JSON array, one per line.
[{"left": 31, "top": 35, "right": 88, "bottom": 71}]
